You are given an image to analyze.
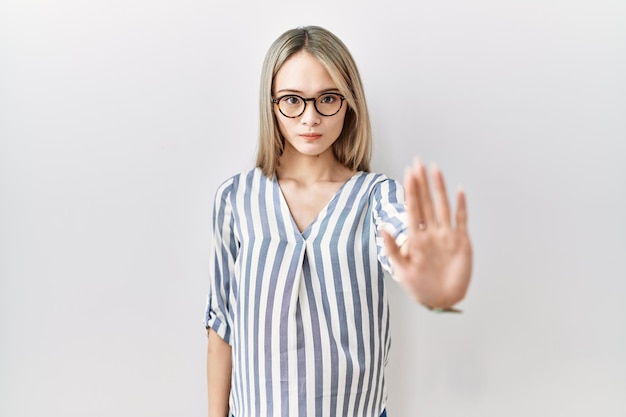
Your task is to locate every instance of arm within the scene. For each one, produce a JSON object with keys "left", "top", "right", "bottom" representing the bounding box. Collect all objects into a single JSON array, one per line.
[
  {"left": 207, "top": 328, "right": 232, "bottom": 417},
  {"left": 204, "top": 178, "right": 238, "bottom": 416},
  {"left": 382, "top": 159, "right": 472, "bottom": 309}
]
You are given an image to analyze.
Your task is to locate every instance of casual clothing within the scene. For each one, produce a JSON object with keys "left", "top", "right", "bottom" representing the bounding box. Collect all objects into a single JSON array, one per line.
[
  {"left": 233, "top": 410, "right": 386, "bottom": 417},
  {"left": 205, "top": 168, "right": 407, "bottom": 417}
]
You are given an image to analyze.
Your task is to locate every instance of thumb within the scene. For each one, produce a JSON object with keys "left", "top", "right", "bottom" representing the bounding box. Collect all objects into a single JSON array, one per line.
[{"left": 382, "top": 230, "right": 405, "bottom": 272}]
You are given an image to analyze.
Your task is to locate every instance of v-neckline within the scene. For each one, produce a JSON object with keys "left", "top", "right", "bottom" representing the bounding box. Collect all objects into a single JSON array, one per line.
[{"left": 273, "top": 171, "right": 363, "bottom": 238}]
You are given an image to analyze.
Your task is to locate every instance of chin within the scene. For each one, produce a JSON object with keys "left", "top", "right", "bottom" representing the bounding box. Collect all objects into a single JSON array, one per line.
[
  {"left": 295, "top": 144, "right": 334, "bottom": 157},
  {"left": 286, "top": 138, "right": 334, "bottom": 157}
]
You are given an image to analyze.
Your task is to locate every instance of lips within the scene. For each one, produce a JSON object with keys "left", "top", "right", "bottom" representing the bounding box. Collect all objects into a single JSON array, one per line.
[{"left": 300, "top": 133, "right": 322, "bottom": 140}]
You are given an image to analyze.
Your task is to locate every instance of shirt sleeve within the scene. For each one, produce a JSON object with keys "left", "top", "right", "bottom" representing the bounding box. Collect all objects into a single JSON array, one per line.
[
  {"left": 204, "top": 178, "right": 238, "bottom": 345},
  {"left": 371, "top": 177, "right": 409, "bottom": 276}
]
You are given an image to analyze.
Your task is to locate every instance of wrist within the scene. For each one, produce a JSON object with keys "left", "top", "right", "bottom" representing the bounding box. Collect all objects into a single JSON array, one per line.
[{"left": 423, "top": 304, "right": 462, "bottom": 313}]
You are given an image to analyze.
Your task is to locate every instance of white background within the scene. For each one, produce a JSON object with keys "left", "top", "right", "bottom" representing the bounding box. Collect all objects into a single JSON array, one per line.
[{"left": 1, "top": 1, "right": 625, "bottom": 416}]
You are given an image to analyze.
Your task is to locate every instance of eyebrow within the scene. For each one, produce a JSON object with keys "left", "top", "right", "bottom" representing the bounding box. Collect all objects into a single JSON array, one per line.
[{"left": 274, "top": 88, "right": 341, "bottom": 95}]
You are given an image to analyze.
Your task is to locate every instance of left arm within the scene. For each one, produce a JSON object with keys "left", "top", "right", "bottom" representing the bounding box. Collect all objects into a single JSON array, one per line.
[{"left": 382, "top": 159, "right": 473, "bottom": 310}]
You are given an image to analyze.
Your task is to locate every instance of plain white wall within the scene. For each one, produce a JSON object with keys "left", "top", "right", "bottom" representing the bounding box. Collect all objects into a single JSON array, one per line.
[{"left": 1, "top": 1, "right": 624, "bottom": 416}]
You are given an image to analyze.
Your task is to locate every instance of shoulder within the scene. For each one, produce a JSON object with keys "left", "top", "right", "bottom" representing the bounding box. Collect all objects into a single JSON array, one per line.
[
  {"left": 354, "top": 171, "right": 388, "bottom": 186},
  {"left": 358, "top": 171, "right": 401, "bottom": 191},
  {"left": 214, "top": 167, "right": 270, "bottom": 202},
  {"left": 360, "top": 172, "right": 404, "bottom": 204}
]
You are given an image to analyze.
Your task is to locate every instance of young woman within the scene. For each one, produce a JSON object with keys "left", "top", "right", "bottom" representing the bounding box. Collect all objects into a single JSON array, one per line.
[{"left": 205, "top": 26, "right": 473, "bottom": 417}]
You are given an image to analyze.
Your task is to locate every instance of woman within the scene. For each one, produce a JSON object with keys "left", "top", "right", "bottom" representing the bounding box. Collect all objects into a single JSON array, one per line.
[{"left": 205, "top": 26, "right": 472, "bottom": 417}]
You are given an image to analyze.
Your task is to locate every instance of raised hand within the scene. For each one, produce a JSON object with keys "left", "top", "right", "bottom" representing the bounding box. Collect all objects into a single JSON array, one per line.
[{"left": 382, "top": 158, "right": 473, "bottom": 310}]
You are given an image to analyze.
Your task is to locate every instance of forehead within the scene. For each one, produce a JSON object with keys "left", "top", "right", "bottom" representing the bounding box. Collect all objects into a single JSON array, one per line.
[{"left": 273, "top": 50, "right": 338, "bottom": 93}]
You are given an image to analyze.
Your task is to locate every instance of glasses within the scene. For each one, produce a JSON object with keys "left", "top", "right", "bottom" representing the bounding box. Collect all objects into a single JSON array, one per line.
[{"left": 272, "top": 93, "right": 345, "bottom": 118}]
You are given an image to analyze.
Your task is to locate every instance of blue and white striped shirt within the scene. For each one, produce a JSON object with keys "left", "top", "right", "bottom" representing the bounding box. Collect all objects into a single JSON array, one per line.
[{"left": 205, "top": 167, "right": 408, "bottom": 417}]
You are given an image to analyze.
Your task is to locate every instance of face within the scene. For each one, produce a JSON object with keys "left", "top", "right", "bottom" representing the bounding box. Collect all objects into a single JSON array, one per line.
[{"left": 272, "top": 51, "right": 347, "bottom": 159}]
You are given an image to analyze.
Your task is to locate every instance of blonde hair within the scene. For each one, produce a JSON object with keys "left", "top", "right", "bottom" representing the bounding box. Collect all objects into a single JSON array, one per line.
[{"left": 256, "top": 26, "right": 372, "bottom": 177}]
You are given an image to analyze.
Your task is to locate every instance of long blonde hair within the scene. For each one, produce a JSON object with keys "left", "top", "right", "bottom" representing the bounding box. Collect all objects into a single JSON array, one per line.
[{"left": 256, "top": 26, "right": 372, "bottom": 177}]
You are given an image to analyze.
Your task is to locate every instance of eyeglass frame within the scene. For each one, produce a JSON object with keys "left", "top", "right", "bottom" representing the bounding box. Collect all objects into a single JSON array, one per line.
[{"left": 271, "top": 93, "right": 346, "bottom": 118}]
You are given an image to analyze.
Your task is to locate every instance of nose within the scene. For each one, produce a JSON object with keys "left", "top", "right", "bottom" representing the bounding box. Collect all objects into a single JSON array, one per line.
[{"left": 300, "top": 101, "right": 321, "bottom": 126}]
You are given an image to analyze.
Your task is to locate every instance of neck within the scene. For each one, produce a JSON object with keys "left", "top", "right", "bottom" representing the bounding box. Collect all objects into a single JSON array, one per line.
[{"left": 276, "top": 146, "right": 349, "bottom": 184}]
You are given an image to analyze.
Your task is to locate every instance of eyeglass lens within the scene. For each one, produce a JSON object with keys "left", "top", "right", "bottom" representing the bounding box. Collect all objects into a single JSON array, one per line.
[{"left": 276, "top": 93, "right": 343, "bottom": 117}]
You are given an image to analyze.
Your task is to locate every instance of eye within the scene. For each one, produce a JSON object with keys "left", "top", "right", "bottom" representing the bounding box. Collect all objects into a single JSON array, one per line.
[
  {"left": 319, "top": 94, "right": 337, "bottom": 104},
  {"left": 282, "top": 95, "right": 302, "bottom": 106}
]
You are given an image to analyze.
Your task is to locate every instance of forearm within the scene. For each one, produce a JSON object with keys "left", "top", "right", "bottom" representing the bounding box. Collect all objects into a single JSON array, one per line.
[{"left": 207, "top": 328, "right": 232, "bottom": 417}]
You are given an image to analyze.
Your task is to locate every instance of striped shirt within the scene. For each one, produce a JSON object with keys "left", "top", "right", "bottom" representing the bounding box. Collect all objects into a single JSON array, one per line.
[{"left": 205, "top": 167, "right": 408, "bottom": 417}]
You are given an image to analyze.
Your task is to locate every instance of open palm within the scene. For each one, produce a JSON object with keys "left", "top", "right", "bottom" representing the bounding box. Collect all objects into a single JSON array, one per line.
[{"left": 383, "top": 159, "right": 473, "bottom": 310}]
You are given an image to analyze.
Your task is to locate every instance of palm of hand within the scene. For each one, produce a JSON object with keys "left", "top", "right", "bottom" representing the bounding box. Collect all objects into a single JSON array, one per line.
[{"left": 383, "top": 159, "right": 473, "bottom": 309}]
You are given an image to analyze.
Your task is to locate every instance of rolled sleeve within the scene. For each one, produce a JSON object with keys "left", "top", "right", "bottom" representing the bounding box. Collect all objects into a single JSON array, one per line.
[
  {"left": 204, "top": 178, "right": 238, "bottom": 345},
  {"left": 371, "top": 178, "right": 408, "bottom": 276}
]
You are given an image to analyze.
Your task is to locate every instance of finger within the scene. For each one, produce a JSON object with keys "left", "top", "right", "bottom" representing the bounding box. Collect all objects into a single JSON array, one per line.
[
  {"left": 413, "top": 158, "right": 436, "bottom": 226},
  {"left": 455, "top": 187, "right": 469, "bottom": 233},
  {"left": 404, "top": 166, "right": 425, "bottom": 233},
  {"left": 431, "top": 164, "right": 451, "bottom": 227}
]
